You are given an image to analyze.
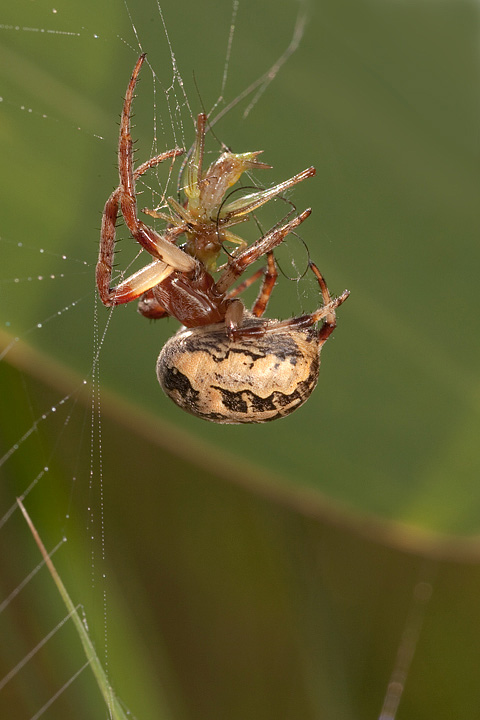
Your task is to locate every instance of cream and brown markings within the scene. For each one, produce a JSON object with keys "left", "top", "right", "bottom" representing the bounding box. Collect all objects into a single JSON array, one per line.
[{"left": 157, "top": 313, "right": 324, "bottom": 424}]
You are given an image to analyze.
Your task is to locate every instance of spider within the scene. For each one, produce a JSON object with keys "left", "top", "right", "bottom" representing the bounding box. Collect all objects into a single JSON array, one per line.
[{"left": 96, "top": 54, "right": 349, "bottom": 424}]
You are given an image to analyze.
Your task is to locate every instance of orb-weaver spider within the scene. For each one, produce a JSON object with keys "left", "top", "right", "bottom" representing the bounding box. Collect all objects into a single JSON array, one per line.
[{"left": 96, "top": 54, "right": 349, "bottom": 423}]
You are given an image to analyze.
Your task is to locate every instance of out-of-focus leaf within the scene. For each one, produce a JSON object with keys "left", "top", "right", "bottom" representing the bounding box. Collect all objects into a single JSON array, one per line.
[{"left": 3, "top": 339, "right": 480, "bottom": 719}]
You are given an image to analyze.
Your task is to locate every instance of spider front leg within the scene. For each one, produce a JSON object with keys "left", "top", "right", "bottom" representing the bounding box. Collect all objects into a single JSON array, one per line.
[
  {"left": 96, "top": 150, "right": 184, "bottom": 307},
  {"left": 117, "top": 53, "right": 196, "bottom": 273}
]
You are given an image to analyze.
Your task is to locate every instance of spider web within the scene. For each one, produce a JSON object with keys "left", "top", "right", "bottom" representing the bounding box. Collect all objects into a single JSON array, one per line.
[{"left": 0, "top": 1, "right": 439, "bottom": 718}]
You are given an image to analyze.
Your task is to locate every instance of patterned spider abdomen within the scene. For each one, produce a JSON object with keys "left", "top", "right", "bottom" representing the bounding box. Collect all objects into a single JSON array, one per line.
[{"left": 156, "top": 317, "right": 321, "bottom": 424}]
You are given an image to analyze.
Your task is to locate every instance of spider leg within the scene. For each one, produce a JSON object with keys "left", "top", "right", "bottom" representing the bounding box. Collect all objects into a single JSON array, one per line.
[
  {"left": 226, "top": 267, "right": 266, "bottom": 300},
  {"left": 227, "top": 251, "right": 277, "bottom": 314},
  {"left": 97, "top": 149, "right": 184, "bottom": 306},
  {"left": 251, "top": 251, "right": 277, "bottom": 317},
  {"left": 217, "top": 213, "right": 307, "bottom": 337},
  {"left": 117, "top": 53, "right": 196, "bottom": 274},
  {"left": 214, "top": 208, "right": 311, "bottom": 294},
  {"left": 135, "top": 151, "right": 184, "bottom": 177},
  {"left": 228, "top": 262, "right": 349, "bottom": 341},
  {"left": 104, "top": 258, "right": 175, "bottom": 305},
  {"left": 97, "top": 55, "right": 196, "bottom": 307},
  {"left": 267, "top": 288, "right": 349, "bottom": 340},
  {"left": 96, "top": 182, "right": 172, "bottom": 307},
  {"left": 266, "top": 262, "right": 350, "bottom": 345}
]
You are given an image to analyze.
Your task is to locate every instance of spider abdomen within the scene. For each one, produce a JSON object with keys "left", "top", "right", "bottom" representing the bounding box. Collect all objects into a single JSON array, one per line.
[{"left": 156, "top": 320, "right": 321, "bottom": 424}]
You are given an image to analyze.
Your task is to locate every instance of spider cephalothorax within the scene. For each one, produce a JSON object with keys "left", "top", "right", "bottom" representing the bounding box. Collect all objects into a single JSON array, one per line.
[{"left": 96, "top": 54, "right": 349, "bottom": 423}]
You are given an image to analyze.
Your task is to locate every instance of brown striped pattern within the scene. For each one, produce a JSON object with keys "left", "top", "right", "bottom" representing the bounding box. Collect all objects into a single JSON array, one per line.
[{"left": 156, "top": 319, "right": 321, "bottom": 424}]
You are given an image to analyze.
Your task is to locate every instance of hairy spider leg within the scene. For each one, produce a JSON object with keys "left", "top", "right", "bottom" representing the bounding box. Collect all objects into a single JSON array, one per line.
[
  {"left": 227, "top": 260, "right": 349, "bottom": 341},
  {"left": 117, "top": 53, "right": 197, "bottom": 273},
  {"left": 265, "top": 261, "right": 350, "bottom": 343},
  {"left": 214, "top": 208, "right": 311, "bottom": 294},
  {"left": 226, "top": 250, "right": 277, "bottom": 317},
  {"left": 304, "top": 262, "right": 350, "bottom": 346},
  {"left": 97, "top": 149, "right": 184, "bottom": 306},
  {"left": 251, "top": 251, "right": 278, "bottom": 317},
  {"left": 217, "top": 210, "right": 311, "bottom": 336}
]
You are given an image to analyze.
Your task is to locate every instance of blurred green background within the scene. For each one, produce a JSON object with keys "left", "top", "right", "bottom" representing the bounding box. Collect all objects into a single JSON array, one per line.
[{"left": 1, "top": 0, "right": 480, "bottom": 718}]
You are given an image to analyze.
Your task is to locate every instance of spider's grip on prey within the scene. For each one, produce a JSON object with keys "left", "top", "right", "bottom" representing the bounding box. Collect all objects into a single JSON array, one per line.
[{"left": 96, "top": 54, "right": 349, "bottom": 423}]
